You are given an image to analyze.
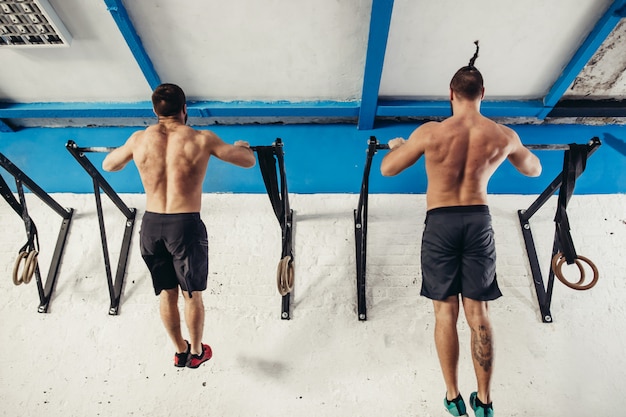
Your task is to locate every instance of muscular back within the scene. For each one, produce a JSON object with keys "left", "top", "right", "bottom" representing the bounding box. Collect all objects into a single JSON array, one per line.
[
  {"left": 132, "top": 124, "right": 211, "bottom": 213},
  {"left": 103, "top": 119, "right": 255, "bottom": 214},
  {"left": 423, "top": 115, "right": 513, "bottom": 209},
  {"left": 381, "top": 110, "right": 541, "bottom": 210}
]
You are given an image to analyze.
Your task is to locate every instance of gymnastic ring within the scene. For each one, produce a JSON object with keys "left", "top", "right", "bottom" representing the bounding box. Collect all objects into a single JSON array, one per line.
[
  {"left": 12, "top": 251, "right": 29, "bottom": 285},
  {"left": 22, "top": 250, "right": 39, "bottom": 284},
  {"left": 551, "top": 252, "right": 599, "bottom": 291},
  {"left": 276, "top": 256, "right": 294, "bottom": 296}
]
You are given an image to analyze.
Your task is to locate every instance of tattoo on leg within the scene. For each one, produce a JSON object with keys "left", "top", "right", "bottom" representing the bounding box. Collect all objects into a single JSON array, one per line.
[{"left": 471, "top": 325, "right": 493, "bottom": 372}]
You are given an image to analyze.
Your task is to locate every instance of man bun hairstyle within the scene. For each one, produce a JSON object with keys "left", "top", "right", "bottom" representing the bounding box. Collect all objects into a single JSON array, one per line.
[
  {"left": 450, "top": 40, "right": 484, "bottom": 101},
  {"left": 468, "top": 40, "right": 479, "bottom": 68},
  {"left": 152, "top": 83, "right": 186, "bottom": 117}
]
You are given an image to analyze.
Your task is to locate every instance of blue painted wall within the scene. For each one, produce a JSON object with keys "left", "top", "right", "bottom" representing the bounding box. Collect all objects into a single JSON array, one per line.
[{"left": 1, "top": 123, "right": 625, "bottom": 195}]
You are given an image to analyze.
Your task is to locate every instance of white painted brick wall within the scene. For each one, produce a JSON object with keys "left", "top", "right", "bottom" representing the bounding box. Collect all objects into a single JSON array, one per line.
[{"left": 0, "top": 192, "right": 624, "bottom": 320}]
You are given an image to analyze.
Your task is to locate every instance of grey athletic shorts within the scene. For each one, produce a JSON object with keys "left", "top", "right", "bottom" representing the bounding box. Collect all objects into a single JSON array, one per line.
[
  {"left": 140, "top": 212, "right": 208, "bottom": 295},
  {"left": 420, "top": 205, "right": 502, "bottom": 301}
]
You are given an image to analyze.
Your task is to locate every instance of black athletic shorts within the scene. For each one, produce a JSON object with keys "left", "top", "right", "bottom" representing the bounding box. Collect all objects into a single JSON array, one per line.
[
  {"left": 139, "top": 212, "right": 208, "bottom": 295},
  {"left": 420, "top": 205, "right": 502, "bottom": 301}
]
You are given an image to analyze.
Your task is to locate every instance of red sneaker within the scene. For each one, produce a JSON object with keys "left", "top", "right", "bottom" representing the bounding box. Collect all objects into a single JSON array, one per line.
[
  {"left": 187, "top": 343, "right": 212, "bottom": 368},
  {"left": 174, "top": 340, "right": 191, "bottom": 367}
]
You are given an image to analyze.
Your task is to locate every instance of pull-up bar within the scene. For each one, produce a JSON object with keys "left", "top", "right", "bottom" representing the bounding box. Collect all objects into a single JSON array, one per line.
[
  {"left": 525, "top": 144, "right": 573, "bottom": 150},
  {"left": 73, "top": 146, "right": 117, "bottom": 154},
  {"left": 66, "top": 140, "right": 136, "bottom": 315}
]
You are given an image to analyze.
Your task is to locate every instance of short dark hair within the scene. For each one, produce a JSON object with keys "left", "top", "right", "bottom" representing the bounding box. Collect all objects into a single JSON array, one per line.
[
  {"left": 449, "top": 41, "right": 483, "bottom": 101},
  {"left": 151, "top": 83, "right": 186, "bottom": 117}
]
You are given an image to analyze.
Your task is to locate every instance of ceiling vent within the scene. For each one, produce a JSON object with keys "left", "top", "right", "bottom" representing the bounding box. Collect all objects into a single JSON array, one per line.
[{"left": 0, "top": 0, "right": 71, "bottom": 47}]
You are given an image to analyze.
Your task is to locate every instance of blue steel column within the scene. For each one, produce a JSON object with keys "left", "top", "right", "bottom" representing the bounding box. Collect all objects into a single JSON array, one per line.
[
  {"left": 357, "top": 0, "right": 395, "bottom": 130},
  {"left": 103, "top": 0, "right": 161, "bottom": 90}
]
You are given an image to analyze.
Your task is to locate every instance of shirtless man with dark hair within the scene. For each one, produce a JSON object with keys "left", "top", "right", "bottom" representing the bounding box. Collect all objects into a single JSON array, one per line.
[
  {"left": 103, "top": 83, "right": 256, "bottom": 369},
  {"left": 381, "top": 43, "right": 541, "bottom": 417}
]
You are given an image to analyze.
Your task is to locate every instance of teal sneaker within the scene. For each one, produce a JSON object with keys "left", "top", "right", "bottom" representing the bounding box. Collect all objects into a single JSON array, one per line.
[
  {"left": 444, "top": 393, "right": 467, "bottom": 416},
  {"left": 469, "top": 392, "right": 493, "bottom": 417}
]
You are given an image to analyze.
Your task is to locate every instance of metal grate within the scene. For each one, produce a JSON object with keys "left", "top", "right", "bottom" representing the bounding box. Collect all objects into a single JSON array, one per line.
[{"left": 0, "top": 0, "right": 71, "bottom": 47}]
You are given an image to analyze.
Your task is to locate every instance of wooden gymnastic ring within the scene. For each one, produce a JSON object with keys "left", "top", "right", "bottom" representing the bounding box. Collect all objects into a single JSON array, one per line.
[
  {"left": 276, "top": 256, "right": 294, "bottom": 296},
  {"left": 551, "top": 252, "right": 599, "bottom": 291},
  {"left": 22, "top": 250, "right": 39, "bottom": 284},
  {"left": 12, "top": 251, "right": 29, "bottom": 285}
]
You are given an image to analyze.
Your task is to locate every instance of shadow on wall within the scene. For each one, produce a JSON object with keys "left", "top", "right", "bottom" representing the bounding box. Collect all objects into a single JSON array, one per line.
[{"left": 603, "top": 132, "right": 626, "bottom": 157}]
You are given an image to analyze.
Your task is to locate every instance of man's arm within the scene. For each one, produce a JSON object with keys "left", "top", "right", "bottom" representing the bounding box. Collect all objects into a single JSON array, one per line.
[
  {"left": 208, "top": 133, "right": 256, "bottom": 168},
  {"left": 380, "top": 124, "right": 429, "bottom": 176},
  {"left": 102, "top": 132, "right": 138, "bottom": 172},
  {"left": 504, "top": 126, "right": 542, "bottom": 177}
]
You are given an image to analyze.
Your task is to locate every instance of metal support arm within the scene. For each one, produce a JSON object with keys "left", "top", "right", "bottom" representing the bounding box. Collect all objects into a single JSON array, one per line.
[
  {"left": 354, "top": 136, "right": 389, "bottom": 321},
  {"left": 66, "top": 140, "right": 136, "bottom": 315}
]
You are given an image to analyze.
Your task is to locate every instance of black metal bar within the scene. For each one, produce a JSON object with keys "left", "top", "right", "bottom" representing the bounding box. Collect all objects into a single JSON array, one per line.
[
  {"left": 110, "top": 214, "right": 135, "bottom": 315},
  {"left": 545, "top": 237, "right": 561, "bottom": 311},
  {"left": 354, "top": 136, "right": 388, "bottom": 321},
  {"left": 15, "top": 178, "right": 45, "bottom": 303},
  {"left": 93, "top": 178, "right": 115, "bottom": 305},
  {"left": 37, "top": 211, "right": 73, "bottom": 313},
  {"left": 518, "top": 137, "right": 601, "bottom": 323},
  {"left": 65, "top": 140, "right": 136, "bottom": 315},
  {"left": 517, "top": 210, "right": 553, "bottom": 322},
  {"left": 0, "top": 153, "right": 74, "bottom": 313}
]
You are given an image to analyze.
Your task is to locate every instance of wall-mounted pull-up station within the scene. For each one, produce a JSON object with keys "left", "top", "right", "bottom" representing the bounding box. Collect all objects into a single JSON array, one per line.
[
  {"left": 0, "top": 153, "right": 74, "bottom": 313},
  {"left": 354, "top": 136, "right": 389, "bottom": 321},
  {"left": 251, "top": 139, "right": 295, "bottom": 320},
  {"left": 518, "top": 137, "right": 601, "bottom": 323},
  {"left": 354, "top": 135, "right": 601, "bottom": 323},
  {"left": 65, "top": 140, "right": 136, "bottom": 315}
]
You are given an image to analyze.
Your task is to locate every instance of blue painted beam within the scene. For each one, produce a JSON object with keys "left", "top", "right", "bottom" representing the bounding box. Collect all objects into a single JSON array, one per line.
[
  {"left": 376, "top": 100, "right": 545, "bottom": 118},
  {"left": 0, "top": 101, "right": 360, "bottom": 119},
  {"left": 357, "top": 0, "right": 395, "bottom": 130},
  {"left": 0, "top": 100, "right": 550, "bottom": 121},
  {"left": 103, "top": 0, "right": 161, "bottom": 90},
  {"left": 0, "top": 102, "right": 155, "bottom": 118},
  {"left": 538, "top": 0, "right": 626, "bottom": 119},
  {"left": 0, "top": 99, "right": 553, "bottom": 121}
]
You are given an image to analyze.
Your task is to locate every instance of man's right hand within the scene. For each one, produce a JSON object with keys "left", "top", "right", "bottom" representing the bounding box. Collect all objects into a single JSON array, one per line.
[{"left": 388, "top": 137, "right": 406, "bottom": 150}]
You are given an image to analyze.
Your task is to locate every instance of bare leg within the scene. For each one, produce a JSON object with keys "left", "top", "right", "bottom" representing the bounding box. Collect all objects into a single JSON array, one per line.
[
  {"left": 159, "top": 288, "right": 188, "bottom": 353},
  {"left": 433, "top": 295, "right": 461, "bottom": 400},
  {"left": 462, "top": 297, "right": 494, "bottom": 404},
  {"left": 182, "top": 291, "right": 205, "bottom": 355}
]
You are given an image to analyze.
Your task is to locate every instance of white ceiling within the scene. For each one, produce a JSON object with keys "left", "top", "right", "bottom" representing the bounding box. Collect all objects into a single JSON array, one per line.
[{"left": 0, "top": 0, "right": 625, "bottom": 129}]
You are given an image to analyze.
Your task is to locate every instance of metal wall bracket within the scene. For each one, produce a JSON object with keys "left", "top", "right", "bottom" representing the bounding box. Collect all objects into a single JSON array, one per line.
[
  {"left": 252, "top": 139, "right": 295, "bottom": 320},
  {"left": 354, "top": 136, "right": 389, "bottom": 321},
  {"left": 0, "top": 152, "right": 74, "bottom": 313},
  {"left": 66, "top": 140, "right": 136, "bottom": 315},
  {"left": 518, "top": 137, "right": 601, "bottom": 323}
]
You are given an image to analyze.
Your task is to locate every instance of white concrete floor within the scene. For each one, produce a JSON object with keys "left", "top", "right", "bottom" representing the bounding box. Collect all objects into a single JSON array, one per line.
[{"left": 1, "top": 193, "right": 625, "bottom": 417}]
